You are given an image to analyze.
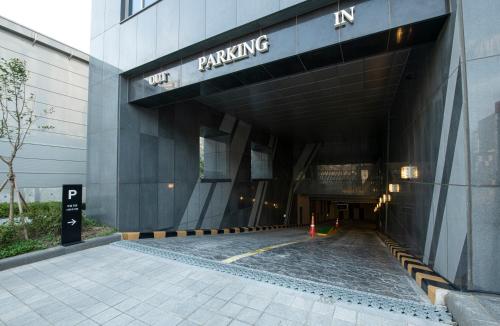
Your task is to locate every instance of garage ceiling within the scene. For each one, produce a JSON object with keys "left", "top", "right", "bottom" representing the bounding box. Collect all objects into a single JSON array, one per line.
[{"left": 196, "top": 49, "right": 410, "bottom": 143}]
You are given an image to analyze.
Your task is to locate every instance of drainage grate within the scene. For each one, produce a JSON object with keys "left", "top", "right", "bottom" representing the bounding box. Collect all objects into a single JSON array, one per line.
[{"left": 113, "top": 241, "right": 453, "bottom": 324}]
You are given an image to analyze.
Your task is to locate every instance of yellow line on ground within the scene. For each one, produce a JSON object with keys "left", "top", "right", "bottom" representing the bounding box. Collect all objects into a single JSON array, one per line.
[{"left": 222, "top": 241, "right": 301, "bottom": 264}]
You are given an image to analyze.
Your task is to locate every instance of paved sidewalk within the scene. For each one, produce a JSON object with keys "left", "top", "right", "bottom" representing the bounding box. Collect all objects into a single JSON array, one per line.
[{"left": 0, "top": 245, "right": 448, "bottom": 326}]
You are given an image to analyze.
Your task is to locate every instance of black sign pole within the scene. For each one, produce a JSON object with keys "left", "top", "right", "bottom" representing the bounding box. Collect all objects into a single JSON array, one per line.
[{"left": 61, "top": 184, "right": 82, "bottom": 246}]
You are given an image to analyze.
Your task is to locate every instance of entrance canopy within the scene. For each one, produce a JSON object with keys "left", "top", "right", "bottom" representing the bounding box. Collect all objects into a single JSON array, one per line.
[{"left": 128, "top": 0, "right": 448, "bottom": 113}]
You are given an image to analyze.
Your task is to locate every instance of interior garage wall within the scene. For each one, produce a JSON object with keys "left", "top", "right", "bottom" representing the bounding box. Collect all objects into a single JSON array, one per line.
[
  {"left": 114, "top": 99, "right": 293, "bottom": 232},
  {"left": 387, "top": 0, "right": 500, "bottom": 293},
  {"left": 386, "top": 6, "right": 470, "bottom": 289}
]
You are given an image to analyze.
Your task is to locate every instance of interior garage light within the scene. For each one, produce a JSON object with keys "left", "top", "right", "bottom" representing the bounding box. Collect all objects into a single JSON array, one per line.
[
  {"left": 401, "top": 166, "right": 419, "bottom": 180},
  {"left": 389, "top": 184, "right": 400, "bottom": 193},
  {"left": 167, "top": 183, "right": 175, "bottom": 189}
]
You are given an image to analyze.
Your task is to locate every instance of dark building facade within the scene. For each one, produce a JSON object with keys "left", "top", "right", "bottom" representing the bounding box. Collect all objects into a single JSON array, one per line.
[{"left": 88, "top": 0, "right": 500, "bottom": 293}]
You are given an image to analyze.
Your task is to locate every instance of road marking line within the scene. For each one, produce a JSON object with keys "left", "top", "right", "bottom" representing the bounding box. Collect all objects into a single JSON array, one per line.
[{"left": 222, "top": 241, "right": 301, "bottom": 264}]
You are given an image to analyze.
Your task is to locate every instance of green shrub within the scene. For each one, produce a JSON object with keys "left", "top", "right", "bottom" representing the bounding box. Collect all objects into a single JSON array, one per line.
[
  {"left": 26, "top": 202, "right": 61, "bottom": 238},
  {"left": 0, "top": 239, "right": 45, "bottom": 259},
  {"left": 0, "top": 223, "right": 21, "bottom": 246},
  {"left": 0, "top": 203, "right": 20, "bottom": 217}
]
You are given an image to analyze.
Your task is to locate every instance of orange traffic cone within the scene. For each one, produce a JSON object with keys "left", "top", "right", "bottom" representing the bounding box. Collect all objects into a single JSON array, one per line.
[
  {"left": 335, "top": 217, "right": 339, "bottom": 229},
  {"left": 309, "top": 213, "right": 316, "bottom": 238}
]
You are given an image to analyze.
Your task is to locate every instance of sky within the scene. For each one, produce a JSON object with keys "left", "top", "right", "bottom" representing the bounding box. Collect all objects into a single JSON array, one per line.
[{"left": 0, "top": 0, "right": 91, "bottom": 53}]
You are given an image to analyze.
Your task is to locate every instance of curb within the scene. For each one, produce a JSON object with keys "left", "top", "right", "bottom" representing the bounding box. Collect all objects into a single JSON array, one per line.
[
  {"left": 0, "top": 233, "right": 122, "bottom": 272},
  {"left": 445, "top": 292, "right": 500, "bottom": 326},
  {"left": 121, "top": 224, "right": 308, "bottom": 240},
  {"left": 378, "top": 233, "right": 455, "bottom": 305}
]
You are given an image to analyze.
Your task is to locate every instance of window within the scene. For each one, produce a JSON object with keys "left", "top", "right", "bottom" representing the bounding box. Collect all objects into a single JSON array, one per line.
[
  {"left": 124, "top": 0, "right": 159, "bottom": 19},
  {"left": 251, "top": 143, "right": 273, "bottom": 180},
  {"left": 200, "top": 127, "right": 231, "bottom": 181}
]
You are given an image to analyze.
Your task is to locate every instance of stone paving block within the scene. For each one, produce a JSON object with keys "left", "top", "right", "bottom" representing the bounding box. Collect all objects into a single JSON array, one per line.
[
  {"left": 75, "top": 319, "right": 100, "bottom": 326},
  {"left": 169, "top": 299, "right": 201, "bottom": 318},
  {"left": 332, "top": 318, "right": 356, "bottom": 326},
  {"left": 127, "top": 302, "right": 155, "bottom": 319},
  {"left": 139, "top": 308, "right": 183, "bottom": 325},
  {"left": 333, "top": 306, "right": 357, "bottom": 323},
  {"left": 0, "top": 295, "right": 24, "bottom": 315},
  {"left": 247, "top": 295, "right": 272, "bottom": 311},
  {"left": 203, "top": 297, "right": 227, "bottom": 311},
  {"left": 81, "top": 301, "right": 111, "bottom": 318},
  {"left": 45, "top": 308, "right": 87, "bottom": 326},
  {"left": 178, "top": 320, "right": 200, "bottom": 326},
  {"left": 311, "top": 301, "right": 335, "bottom": 316},
  {"left": 144, "top": 291, "right": 172, "bottom": 307},
  {"left": 381, "top": 320, "right": 406, "bottom": 326},
  {"left": 0, "top": 304, "right": 31, "bottom": 323},
  {"left": 216, "top": 287, "right": 239, "bottom": 301},
  {"left": 230, "top": 320, "right": 252, "bottom": 326},
  {"left": 202, "top": 283, "right": 226, "bottom": 296},
  {"left": 187, "top": 306, "right": 213, "bottom": 324},
  {"left": 4, "top": 311, "right": 49, "bottom": 326},
  {"left": 236, "top": 307, "right": 262, "bottom": 324},
  {"left": 189, "top": 293, "right": 212, "bottom": 306},
  {"left": 103, "top": 313, "right": 136, "bottom": 326},
  {"left": 255, "top": 313, "right": 285, "bottom": 326},
  {"left": 356, "top": 312, "right": 386, "bottom": 326},
  {"left": 307, "top": 312, "right": 334, "bottom": 326},
  {"left": 127, "top": 320, "right": 149, "bottom": 326},
  {"left": 273, "top": 292, "right": 296, "bottom": 305},
  {"left": 265, "top": 302, "right": 309, "bottom": 324},
  {"left": 189, "top": 280, "right": 212, "bottom": 293},
  {"left": 114, "top": 297, "right": 142, "bottom": 312},
  {"left": 91, "top": 307, "right": 122, "bottom": 324},
  {"left": 205, "top": 313, "right": 233, "bottom": 326},
  {"left": 220, "top": 302, "right": 244, "bottom": 318},
  {"left": 291, "top": 295, "right": 315, "bottom": 311}
]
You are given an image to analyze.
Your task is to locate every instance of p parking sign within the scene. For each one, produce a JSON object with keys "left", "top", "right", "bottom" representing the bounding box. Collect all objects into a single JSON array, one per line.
[{"left": 61, "top": 184, "right": 82, "bottom": 246}]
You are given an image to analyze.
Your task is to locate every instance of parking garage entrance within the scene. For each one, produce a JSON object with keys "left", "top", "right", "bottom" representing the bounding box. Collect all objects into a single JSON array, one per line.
[{"left": 117, "top": 5, "right": 459, "bottom": 315}]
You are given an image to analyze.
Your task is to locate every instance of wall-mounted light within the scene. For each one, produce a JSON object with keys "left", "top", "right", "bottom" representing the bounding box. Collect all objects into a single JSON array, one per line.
[
  {"left": 167, "top": 183, "right": 175, "bottom": 189},
  {"left": 264, "top": 201, "right": 268, "bottom": 206},
  {"left": 389, "top": 184, "right": 400, "bottom": 193},
  {"left": 239, "top": 196, "right": 244, "bottom": 201},
  {"left": 252, "top": 198, "right": 256, "bottom": 203},
  {"left": 401, "top": 166, "right": 419, "bottom": 180},
  {"left": 396, "top": 27, "right": 404, "bottom": 44}
]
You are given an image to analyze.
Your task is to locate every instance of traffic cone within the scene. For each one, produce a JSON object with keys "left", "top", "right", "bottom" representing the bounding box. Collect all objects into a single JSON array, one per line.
[
  {"left": 309, "top": 213, "right": 316, "bottom": 238},
  {"left": 335, "top": 217, "right": 339, "bottom": 229}
]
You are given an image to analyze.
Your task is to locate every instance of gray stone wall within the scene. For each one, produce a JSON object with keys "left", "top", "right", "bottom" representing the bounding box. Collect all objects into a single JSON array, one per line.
[{"left": 461, "top": 0, "right": 500, "bottom": 293}]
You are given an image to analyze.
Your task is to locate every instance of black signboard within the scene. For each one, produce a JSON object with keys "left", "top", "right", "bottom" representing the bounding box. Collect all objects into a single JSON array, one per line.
[{"left": 61, "top": 184, "right": 82, "bottom": 246}]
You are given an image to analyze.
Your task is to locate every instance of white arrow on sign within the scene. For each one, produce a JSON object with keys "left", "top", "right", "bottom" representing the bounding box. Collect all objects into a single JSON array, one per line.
[{"left": 67, "top": 219, "right": 77, "bottom": 226}]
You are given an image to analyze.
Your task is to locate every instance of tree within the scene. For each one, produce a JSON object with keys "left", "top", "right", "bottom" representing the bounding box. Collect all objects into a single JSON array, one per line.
[{"left": 0, "top": 58, "right": 52, "bottom": 238}]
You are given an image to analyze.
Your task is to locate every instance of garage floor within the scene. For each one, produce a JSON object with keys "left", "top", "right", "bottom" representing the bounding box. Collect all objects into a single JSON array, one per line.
[{"left": 135, "top": 224, "right": 426, "bottom": 303}]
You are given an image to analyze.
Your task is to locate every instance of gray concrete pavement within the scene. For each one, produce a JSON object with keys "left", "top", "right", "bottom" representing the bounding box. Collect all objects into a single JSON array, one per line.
[{"left": 0, "top": 245, "right": 449, "bottom": 326}]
